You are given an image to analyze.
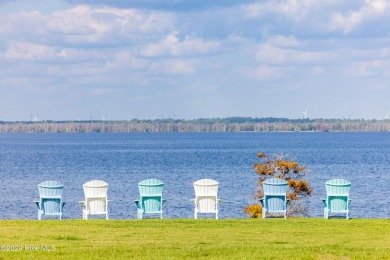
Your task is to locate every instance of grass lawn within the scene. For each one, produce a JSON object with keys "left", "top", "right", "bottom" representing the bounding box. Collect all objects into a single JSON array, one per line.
[{"left": 0, "top": 218, "right": 389, "bottom": 259}]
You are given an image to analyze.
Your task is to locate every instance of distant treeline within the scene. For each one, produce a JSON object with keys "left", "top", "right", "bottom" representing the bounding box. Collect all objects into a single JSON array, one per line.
[{"left": 1, "top": 117, "right": 390, "bottom": 133}]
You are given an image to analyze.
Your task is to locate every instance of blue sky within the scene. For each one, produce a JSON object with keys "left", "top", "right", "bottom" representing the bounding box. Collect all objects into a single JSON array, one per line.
[{"left": 1, "top": 0, "right": 390, "bottom": 121}]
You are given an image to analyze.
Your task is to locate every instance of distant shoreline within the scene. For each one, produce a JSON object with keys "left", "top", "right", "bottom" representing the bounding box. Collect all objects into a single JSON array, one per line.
[{"left": 1, "top": 117, "right": 390, "bottom": 133}]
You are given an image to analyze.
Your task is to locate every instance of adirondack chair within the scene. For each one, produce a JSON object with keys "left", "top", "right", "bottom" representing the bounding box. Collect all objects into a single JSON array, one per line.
[
  {"left": 135, "top": 179, "right": 166, "bottom": 219},
  {"left": 191, "top": 179, "right": 222, "bottom": 219},
  {"left": 35, "top": 181, "right": 65, "bottom": 220},
  {"left": 322, "top": 179, "right": 351, "bottom": 220},
  {"left": 258, "top": 178, "right": 289, "bottom": 219},
  {"left": 79, "top": 180, "right": 110, "bottom": 219}
]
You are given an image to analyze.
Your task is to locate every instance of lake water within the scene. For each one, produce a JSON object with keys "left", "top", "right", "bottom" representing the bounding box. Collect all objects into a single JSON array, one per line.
[{"left": 0, "top": 132, "right": 389, "bottom": 220}]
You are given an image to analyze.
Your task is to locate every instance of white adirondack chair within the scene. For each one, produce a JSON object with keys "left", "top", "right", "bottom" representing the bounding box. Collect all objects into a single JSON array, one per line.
[
  {"left": 191, "top": 179, "right": 222, "bottom": 219},
  {"left": 79, "top": 180, "right": 110, "bottom": 219}
]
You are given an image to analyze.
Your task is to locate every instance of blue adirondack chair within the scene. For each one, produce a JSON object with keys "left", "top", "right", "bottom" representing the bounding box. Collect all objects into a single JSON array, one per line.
[
  {"left": 35, "top": 181, "right": 65, "bottom": 220},
  {"left": 258, "top": 178, "right": 289, "bottom": 219},
  {"left": 322, "top": 179, "right": 351, "bottom": 220},
  {"left": 135, "top": 179, "right": 166, "bottom": 219}
]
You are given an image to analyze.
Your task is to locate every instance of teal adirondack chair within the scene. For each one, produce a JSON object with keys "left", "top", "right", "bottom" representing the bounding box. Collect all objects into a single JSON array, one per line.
[
  {"left": 35, "top": 181, "right": 65, "bottom": 220},
  {"left": 259, "top": 178, "right": 289, "bottom": 219},
  {"left": 322, "top": 179, "right": 351, "bottom": 220},
  {"left": 135, "top": 179, "right": 166, "bottom": 219}
]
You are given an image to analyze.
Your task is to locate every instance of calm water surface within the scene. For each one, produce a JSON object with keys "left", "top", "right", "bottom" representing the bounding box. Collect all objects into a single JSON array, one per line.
[{"left": 0, "top": 132, "right": 389, "bottom": 219}]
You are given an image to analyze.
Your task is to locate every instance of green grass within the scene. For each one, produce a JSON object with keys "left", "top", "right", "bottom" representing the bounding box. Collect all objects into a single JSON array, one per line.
[{"left": 0, "top": 218, "right": 389, "bottom": 259}]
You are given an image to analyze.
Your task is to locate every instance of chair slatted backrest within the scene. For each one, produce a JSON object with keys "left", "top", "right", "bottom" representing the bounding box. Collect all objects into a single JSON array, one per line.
[
  {"left": 325, "top": 179, "right": 351, "bottom": 212},
  {"left": 83, "top": 180, "right": 108, "bottom": 214},
  {"left": 263, "top": 178, "right": 288, "bottom": 212},
  {"left": 38, "top": 181, "right": 64, "bottom": 214},
  {"left": 193, "top": 179, "right": 219, "bottom": 212},
  {"left": 139, "top": 179, "right": 164, "bottom": 213}
]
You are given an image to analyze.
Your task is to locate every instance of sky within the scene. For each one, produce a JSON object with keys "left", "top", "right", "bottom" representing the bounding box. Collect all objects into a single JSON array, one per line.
[{"left": 1, "top": 0, "right": 390, "bottom": 121}]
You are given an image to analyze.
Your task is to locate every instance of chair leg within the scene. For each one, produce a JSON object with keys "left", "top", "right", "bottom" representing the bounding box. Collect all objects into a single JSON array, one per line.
[
  {"left": 38, "top": 213, "right": 41, "bottom": 220},
  {"left": 216, "top": 211, "right": 218, "bottom": 220},
  {"left": 194, "top": 209, "right": 197, "bottom": 219}
]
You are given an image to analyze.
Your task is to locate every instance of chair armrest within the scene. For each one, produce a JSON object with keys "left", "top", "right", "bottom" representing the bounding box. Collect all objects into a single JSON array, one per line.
[
  {"left": 162, "top": 199, "right": 167, "bottom": 204},
  {"left": 217, "top": 199, "right": 223, "bottom": 203},
  {"left": 78, "top": 201, "right": 85, "bottom": 207},
  {"left": 321, "top": 198, "right": 327, "bottom": 207},
  {"left": 258, "top": 198, "right": 264, "bottom": 207},
  {"left": 34, "top": 200, "right": 40, "bottom": 208},
  {"left": 107, "top": 200, "right": 112, "bottom": 204}
]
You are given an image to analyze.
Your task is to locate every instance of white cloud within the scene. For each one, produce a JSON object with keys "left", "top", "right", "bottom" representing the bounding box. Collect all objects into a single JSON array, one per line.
[
  {"left": 255, "top": 43, "right": 330, "bottom": 65},
  {"left": 140, "top": 31, "right": 221, "bottom": 57},
  {"left": 239, "top": 0, "right": 390, "bottom": 37},
  {"left": 243, "top": 0, "right": 336, "bottom": 21},
  {"left": 45, "top": 5, "right": 174, "bottom": 44},
  {"left": 4, "top": 41, "right": 57, "bottom": 61},
  {"left": 331, "top": 0, "right": 390, "bottom": 33},
  {"left": 0, "top": 5, "right": 174, "bottom": 46},
  {"left": 0, "top": 11, "right": 46, "bottom": 41},
  {"left": 346, "top": 59, "right": 388, "bottom": 77}
]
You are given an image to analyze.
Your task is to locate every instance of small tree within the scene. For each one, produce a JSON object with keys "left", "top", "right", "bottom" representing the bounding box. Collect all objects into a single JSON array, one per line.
[{"left": 244, "top": 152, "right": 313, "bottom": 218}]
